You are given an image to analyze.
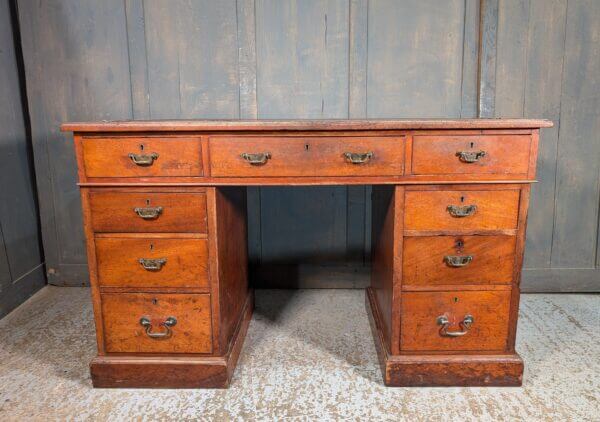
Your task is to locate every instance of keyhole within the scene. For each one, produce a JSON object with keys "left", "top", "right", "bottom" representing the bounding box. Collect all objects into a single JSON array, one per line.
[
  {"left": 469, "top": 142, "right": 474, "bottom": 148},
  {"left": 140, "top": 144, "right": 145, "bottom": 151},
  {"left": 305, "top": 144, "right": 310, "bottom": 151},
  {"left": 152, "top": 298, "right": 158, "bottom": 305},
  {"left": 146, "top": 199, "right": 150, "bottom": 205},
  {"left": 455, "top": 239, "right": 464, "bottom": 248},
  {"left": 460, "top": 196, "right": 465, "bottom": 203},
  {"left": 454, "top": 297, "right": 459, "bottom": 303},
  {"left": 150, "top": 243, "right": 154, "bottom": 251}
]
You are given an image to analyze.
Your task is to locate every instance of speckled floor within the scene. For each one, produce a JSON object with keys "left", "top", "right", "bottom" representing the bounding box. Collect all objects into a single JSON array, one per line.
[{"left": 0, "top": 287, "right": 598, "bottom": 421}]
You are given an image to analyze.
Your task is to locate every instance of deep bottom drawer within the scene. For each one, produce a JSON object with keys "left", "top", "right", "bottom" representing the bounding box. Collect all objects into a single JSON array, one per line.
[
  {"left": 102, "top": 293, "right": 212, "bottom": 354},
  {"left": 400, "top": 290, "right": 511, "bottom": 352}
]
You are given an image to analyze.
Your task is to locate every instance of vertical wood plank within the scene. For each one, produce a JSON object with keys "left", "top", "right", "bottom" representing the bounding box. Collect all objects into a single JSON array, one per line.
[
  {"left": 522, "top": 0, "right": 567, "bottom": 270},
  {"left": 478, "top": 0, "right": 498, "bottom": 117},
  {"left": 144, "top": 0, "right": 239, "bottom": 119},
  {"left": 367, "top": 0, "right": 466, "bottom": 118},
  {"left": 125, "top": 0, "right": 150, "bottom": 119},
  {"left": 495, "top": 0, "right": 530, "bottom": 117},
  {"left": 551, "top": 0, "right": 600, "bottom": 268},
  {"left": 18, "top": 0, "right": 132, "bottom": 284},
  {"left": 460, "top": 0, "right": 480, "bottom": 118}
]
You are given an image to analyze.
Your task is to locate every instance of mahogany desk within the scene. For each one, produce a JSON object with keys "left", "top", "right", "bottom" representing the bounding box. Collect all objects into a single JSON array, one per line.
[{"left": 62, "top": 119, "right": 552, "bottom": 388}]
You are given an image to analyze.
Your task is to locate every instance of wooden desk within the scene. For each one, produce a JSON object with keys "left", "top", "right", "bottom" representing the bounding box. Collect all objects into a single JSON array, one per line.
[{"left": 62, "top": 119, "right": 552, "bottom": 388}]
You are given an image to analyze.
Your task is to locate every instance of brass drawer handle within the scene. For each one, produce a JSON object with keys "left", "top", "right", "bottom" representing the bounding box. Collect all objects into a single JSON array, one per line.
[
  {"left": 456, "top": 150, "right": 486, "bottom": 163},
  {"left": 444, "top": 255, "right": 473, "bottom": 267},
  {"left": 139, "top": 258, "right": 167, "bottom": 271},
  {"left": 129, "top": 152, "right": 159, "bottom": 166},
  {"left": 133, "top": 206, "right": 163, "bottom": 220},
  {"left": 436, "top": 314, "right": 474, "bottom": 337},
  {"left": 344, "top": 151, "right": 373, "bottom": 164},
  {"left": 139, "top": 316, "right": 177, "bottom": 339},
  {"left": 447, "top": 204, "right": 477, "bottom": 217},
  {"left": 241, "top": 152, "right": 271, "bottom": 165}
]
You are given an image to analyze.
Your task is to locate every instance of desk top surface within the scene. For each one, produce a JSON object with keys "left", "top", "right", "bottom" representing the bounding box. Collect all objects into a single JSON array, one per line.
[{"left": 62, "top": 118, "right": 553, "bottom": 133}]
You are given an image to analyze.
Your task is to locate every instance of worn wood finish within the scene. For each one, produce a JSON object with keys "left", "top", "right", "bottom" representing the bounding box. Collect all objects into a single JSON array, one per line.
[
  {"left": 209, "top": 136, "right": 405, "bottom": 177},
  {"left": 410, "top": 134, "right": 531, "bottom": 175},
  {"left": 400, "top": 290, "right": 511, "bottom": 352},
  {"left": 404, "top": 188, "right": 520, "bottom": 232},
  {"left": 403, "top": 235, "right": 516, "bottom": 286},
  {"left": 89, "top": 191, "right": 207, "bottom": 233},
  {"left": 101, "top": 292, "right": 212, "bottom": 354},
  {"left": 82, "top": 137, "right": 203, "bottom": 178},
  {"left": 0, "top": 0, "right": 45, "bottom": 317},
  {"left": 95, "top": 237, "right": 209, "bottom": 289}
]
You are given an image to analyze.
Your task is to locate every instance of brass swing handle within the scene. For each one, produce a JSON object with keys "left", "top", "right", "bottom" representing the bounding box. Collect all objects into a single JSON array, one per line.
[
  {"left": 134, "top": 206, "right": 163, "bottom": 220},
  {"left": 436, "top": 314, "right": 474, "bottom": 337},
  {"left": 139, "top": 316, "right": 177, "bottom": 339},
  {"left": 139, "top": 258, "right": 167, "bottom": 271},
  {"left": 241, "top": 152, "right": 271, "bottom": 165},
  {"left": 444, "top": 255, "right": 473, "bottom": 267},
  {"left": 129, "top": 152, "right": 159, "bottom": 166},
  {"left": 447, "top": 204, "right": 477, "bottom": 217},
  {"left": 344, "top": 152, "right": 373, "bottom": 164},
  {"left": 456, "top": 150, "right": 486, "bottom": 163}
]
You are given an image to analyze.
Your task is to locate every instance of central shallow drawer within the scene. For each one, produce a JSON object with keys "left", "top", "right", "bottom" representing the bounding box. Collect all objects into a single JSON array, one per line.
[
  {"left": 404, "top": 188, "right": 520, "bottom": 232},
  {"left": 82, "top": 137, "right": 203, "bottom": 178},
  {"left": 208, "top": 136, "right": 405, "bottom": 177},
  {"left": 102, "top": 293, "right": 212, "bottom": 354},
  {"left": 89, "top": 191, "right": 207, "bottom": 233},
  {"left": 95, "top": 237, "right": 209, "bottom": 289},
  {"left": 400, "top": 290, "right": 511, "bottom": 352},
  {"left": 403, "top": 235, "right": 516, "bottom": 286}
]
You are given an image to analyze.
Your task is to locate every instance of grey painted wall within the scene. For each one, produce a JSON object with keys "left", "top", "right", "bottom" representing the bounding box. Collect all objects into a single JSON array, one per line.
[
  {"left": 15, "top": 0, "right": 600, "bottom": 291},
  {"left": 0, "top": 0, "right": 45, "bottom": 317}
]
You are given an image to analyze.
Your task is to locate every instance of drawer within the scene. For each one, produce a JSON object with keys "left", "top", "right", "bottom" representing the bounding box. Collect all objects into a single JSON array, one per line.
[
  {"left": 102, "top": 293, "right": 212, "bottom": 354},
  {"left": 411, "top": 134, "right": 531, "bottom": 175},
  {"left": 404, "top": 189, "right": 520, "bottom": 232},
  {"left": 401, "top": 290, "right": 511, "bottom": 352},
  {"left": 208, "top": 136, "right": 404, "bottom": 177},
  {"left": 82, "top": 137, "right": 203, "bottom": 177},
  {"left": 403, "top": 235, "right": 516, "bottom": 286},
  {"left": 89, "top": 191, "right": 207, "bottom": 233},
  {"left": 96, "top": 237, "right": 209, "bottom": 289}
]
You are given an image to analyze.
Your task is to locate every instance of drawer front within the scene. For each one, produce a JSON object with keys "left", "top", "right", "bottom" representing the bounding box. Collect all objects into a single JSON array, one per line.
[
  {"left": 411, "top": 135, "right": 531, "bottom": 175},
  {"left": 89, "top": 192, "right": 207, "bottom": 233},
  {"left": 401, "top": 291, "right": 511, "bottom": 352},
  {"left": 209, "top": 136, "right": 404, "bottom": 177},
  {"left": 82, "top": 137, "right": 203, "bottom": 177},
  {"left": 403, "top": 235, "right": 516, "bottom": 286},
  {"left": 96, "top": 238, "right": 209, "bottom": 288},
  {"left": 404, "top": 189, "right": 520, "bottom": 232},
  {"left": 102, "top": 293, "right": 212, "bottom": 354}
]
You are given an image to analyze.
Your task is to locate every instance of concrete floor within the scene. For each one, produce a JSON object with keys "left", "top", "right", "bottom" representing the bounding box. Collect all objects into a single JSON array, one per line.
[{"left": 0, "top": 287, "right": 598, "bottom": 421}]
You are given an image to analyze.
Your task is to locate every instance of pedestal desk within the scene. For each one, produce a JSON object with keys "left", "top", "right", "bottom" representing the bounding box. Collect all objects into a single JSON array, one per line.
[{"left": 62, "top": 119, "right": 552, "bottom": 388}]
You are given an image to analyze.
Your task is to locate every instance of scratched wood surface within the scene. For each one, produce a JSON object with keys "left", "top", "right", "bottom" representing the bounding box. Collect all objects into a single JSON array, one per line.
[{"left": 15, "top": 0, "right": 600, "bottom": 291}]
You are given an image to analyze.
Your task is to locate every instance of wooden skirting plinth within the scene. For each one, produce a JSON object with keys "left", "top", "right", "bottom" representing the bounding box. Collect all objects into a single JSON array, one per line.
[
  {"left": 366, "top": 288, "right": 523, "bottom": 387},
  {"left": 91, "top": 290, "right": 254, "bottom": 388}
]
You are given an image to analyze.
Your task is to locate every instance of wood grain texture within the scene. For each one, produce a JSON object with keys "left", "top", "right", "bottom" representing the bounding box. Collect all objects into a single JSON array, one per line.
[
  {"left": 89, "top": 191, "right": 207, "bottom": 233},
  {"left": 404, "top": 188, "right": 520, "bottom": 232},
  {"left": 209, "top": 136, "right": 404, "bottom": 177},
  {"left": 400, "top": 290, "right": 511, "bottom": 352},
  {"left": 411, "top": 134, "right": 532, "bottom": 175},
  {"left": 82, "top": 137, "right": 203, "bottom": 178},
  {"left": 95, "top": 237, "right": 209, "bottom": 289},
  {"left": 101, "top": 292, "right": 212, "bottom": 354},
  {"left": 403, "top": 235, "right": 516, "bottom": 286}
]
